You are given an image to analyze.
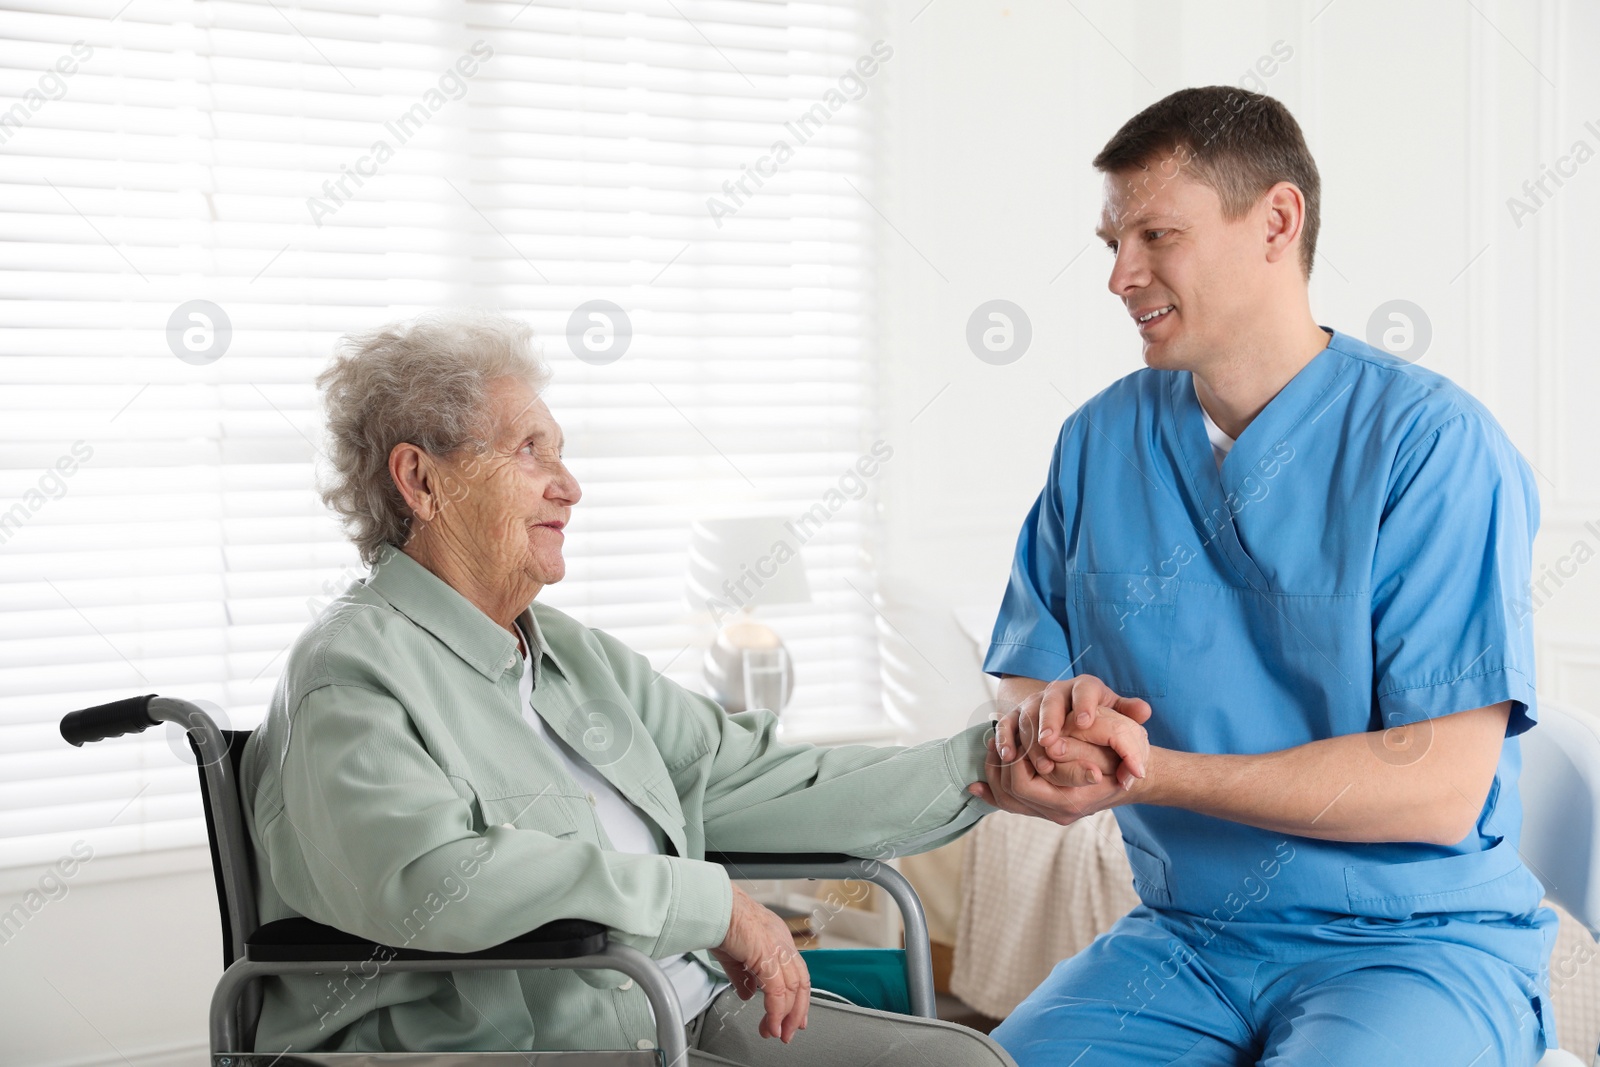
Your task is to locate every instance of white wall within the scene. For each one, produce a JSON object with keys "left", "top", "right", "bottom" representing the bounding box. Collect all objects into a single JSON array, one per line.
[
  {"left": 0, "top": 851, "right": 216, "bottom": 1066},
  {"left": 873, "top": 0, "right": 1600, "bottom": 744},
  {"left": 7, "top": 1, "right": 1599, "bottom": 1062}
]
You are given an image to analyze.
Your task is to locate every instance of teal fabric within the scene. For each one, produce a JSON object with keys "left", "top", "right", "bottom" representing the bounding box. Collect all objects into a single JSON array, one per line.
[{"left": 800, "top": 948, "right": 913, "bottom": 1017}]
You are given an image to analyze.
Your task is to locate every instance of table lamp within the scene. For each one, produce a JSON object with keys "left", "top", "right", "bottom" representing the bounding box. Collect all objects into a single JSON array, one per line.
[{"left": 684, "top": 515, "right": 810, "bottom": 715}]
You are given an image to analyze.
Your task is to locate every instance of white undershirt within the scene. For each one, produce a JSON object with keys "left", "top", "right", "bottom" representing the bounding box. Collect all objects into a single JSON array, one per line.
[
  {"left": 1195, "top": 381, "right": 1236, "bottom": 470},
  {"left": 515, "top": 620, "right": 728, "bottom": 1023}
]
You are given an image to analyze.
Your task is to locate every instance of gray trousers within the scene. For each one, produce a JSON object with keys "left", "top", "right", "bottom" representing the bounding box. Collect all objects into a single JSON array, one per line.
[{"left": 683, "top": 986, "right": 1017, "bottom": 1067}]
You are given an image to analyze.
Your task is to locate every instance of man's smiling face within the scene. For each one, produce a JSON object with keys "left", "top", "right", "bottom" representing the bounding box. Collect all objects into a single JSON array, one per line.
[{"left": 1097, "top": 152, "right": 1269, "bottom": 373}]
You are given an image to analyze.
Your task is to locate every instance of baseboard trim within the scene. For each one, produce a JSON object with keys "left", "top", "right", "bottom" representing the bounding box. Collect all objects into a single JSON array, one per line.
[{"left": 33, "top": 1037, "right": 208, "bottom": 1067}]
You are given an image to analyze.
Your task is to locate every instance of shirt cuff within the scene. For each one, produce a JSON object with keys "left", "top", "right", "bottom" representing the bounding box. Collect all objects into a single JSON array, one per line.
[
  {"left": 943, "top": 721, "right": 994, "bottom": 792},
  {"left": 938, "top": 721, "right": 1002, "bottom": 823},
  {"left": 1376, "top": 665, "right": 1537, "bottom": 736},
  {"left": 656, "top": 857, "right": 734, "bottom": 959}
]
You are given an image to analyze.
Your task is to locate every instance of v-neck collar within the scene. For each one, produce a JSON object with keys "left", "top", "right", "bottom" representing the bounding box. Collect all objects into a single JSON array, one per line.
[
  {"left": 1167, "top": 326, "right": 1350, "bottom": 590},
  {"left": 1195, "top": 386, "right": 1235, "bottom": 468}
]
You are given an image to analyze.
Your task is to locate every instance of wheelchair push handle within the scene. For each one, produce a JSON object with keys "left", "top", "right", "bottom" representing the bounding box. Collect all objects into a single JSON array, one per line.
[{"left": 60, "top": 694, "right": 160, "bottom": 747}]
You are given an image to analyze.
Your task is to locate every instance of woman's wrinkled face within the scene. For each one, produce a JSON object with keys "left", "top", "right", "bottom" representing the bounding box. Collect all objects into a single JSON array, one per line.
[{"left": 429, "top": 376, "right": 581, "bottom": 592}]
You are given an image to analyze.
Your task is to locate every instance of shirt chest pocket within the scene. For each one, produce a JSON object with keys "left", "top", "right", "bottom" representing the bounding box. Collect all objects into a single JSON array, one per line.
[
  {"left": 1065, "top": 571, "right": 1175, "bottom": 699},
  {"left": 466, "top": 782, "right": 584, "bottom": 839}
]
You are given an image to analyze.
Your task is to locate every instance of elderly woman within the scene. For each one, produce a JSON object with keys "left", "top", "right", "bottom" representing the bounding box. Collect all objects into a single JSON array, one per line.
[{"left": 238, "top": 310, "right": 1023, "bottom": 1066}]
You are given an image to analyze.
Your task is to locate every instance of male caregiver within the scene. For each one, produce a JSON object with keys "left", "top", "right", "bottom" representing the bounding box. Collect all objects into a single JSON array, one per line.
[{"left": 969, "top": 85, "right": 1557, "bottom": 1067}]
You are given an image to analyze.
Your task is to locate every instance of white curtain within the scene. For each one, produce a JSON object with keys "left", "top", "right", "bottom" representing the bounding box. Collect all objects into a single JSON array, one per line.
[{"left": 0, "top": 0, "right": 891, "bottom": 869}]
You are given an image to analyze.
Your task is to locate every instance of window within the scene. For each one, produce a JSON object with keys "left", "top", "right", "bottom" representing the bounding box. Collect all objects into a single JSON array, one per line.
[{"left": 0, "top": 0, "right": 890, "bottom": 869}]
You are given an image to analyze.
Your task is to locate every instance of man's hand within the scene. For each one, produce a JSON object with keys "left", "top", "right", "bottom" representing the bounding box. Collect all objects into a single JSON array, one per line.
[
  {"left": 965, "top": 675, "right": 1153, "bottom": 824},
  {"left": 1003, "top": 675, "right": 1152, "bottom": 787},
  {"left": 710, "top": 883, "right": 810, "bottom": 1042},
  {"left": 969, "top": 703, "right": 1152, "bottom": 824},
  {"left": 1022, "top": 682, "right": 1151, "bottom": 787}
]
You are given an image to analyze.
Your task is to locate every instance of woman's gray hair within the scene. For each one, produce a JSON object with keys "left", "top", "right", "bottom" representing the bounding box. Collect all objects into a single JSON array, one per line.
[{"left": 316, "top": 309, "right": 552, "bottom": 566}]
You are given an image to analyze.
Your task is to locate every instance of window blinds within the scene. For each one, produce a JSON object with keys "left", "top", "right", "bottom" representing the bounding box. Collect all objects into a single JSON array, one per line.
[{"left": 0, "top": 0, "right": 889, "bottom": 870}]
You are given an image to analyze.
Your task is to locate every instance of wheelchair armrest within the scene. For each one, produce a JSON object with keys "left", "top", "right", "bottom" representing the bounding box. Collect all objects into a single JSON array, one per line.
[
  {"left": 245, "top": 916, "right": 608, "bottom": 963},
  {"left": 707, "top": 851, "right": 852, "bottom": 869}
]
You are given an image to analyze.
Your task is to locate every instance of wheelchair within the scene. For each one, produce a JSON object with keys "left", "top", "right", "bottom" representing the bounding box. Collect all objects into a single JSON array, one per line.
[{"left": 61, "top": 694, "right": 940, "bottom": 1066}]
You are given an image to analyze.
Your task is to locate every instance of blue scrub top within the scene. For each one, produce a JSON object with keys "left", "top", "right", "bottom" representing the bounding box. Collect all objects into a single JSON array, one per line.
[{"left": 984, "top": 326, "right": 1552, "bottom": 970}]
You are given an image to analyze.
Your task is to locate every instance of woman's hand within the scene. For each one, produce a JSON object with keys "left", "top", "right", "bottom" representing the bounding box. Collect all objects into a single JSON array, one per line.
[
  {"left": 710, "top": 883, "right": 810, "bottom": 1042},
  {"left": 966, "top": 675, "right": 1153, "bottom": 824},
  {"left": 1028, "top": 676, "right": 1151, "bottom": 775},
  {"left": 1012, "top": 675, "right": 1152, "bottom": 785},
  {"left": 971, "top": 707, "right": 1151, "bottom": 825}
]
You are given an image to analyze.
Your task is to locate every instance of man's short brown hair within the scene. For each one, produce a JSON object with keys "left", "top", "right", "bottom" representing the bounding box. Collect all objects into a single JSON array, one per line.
[{"left": 1093, "top": 86, "right": 1321, "bottom": 280}]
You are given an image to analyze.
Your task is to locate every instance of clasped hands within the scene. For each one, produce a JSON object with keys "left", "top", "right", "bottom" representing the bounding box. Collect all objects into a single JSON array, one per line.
[{"left": 967, "top": 675, "right": 1154, "bottom": 826}]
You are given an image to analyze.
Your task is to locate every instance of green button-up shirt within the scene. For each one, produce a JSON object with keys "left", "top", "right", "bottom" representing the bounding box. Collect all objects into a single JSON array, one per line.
[{"left": 240, "top": 549, "right": 996, "bottom": 1054}]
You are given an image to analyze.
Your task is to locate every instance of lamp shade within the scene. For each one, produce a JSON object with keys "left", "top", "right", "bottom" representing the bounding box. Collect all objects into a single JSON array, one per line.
[{"left": 684, "top": 515, "right": 812, "bottom": 617}]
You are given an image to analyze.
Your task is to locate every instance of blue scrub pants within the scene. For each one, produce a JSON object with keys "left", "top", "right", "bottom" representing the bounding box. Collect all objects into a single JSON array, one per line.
[{"left": 991, "top": 908, "right": 1548, "bottom": 1067}]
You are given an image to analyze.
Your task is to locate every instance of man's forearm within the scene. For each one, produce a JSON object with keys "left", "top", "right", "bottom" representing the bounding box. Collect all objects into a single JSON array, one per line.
[
  {"left": 1132, "top": 703, "right": 1510, "bottom": 846},
  {"left": 1000, "top": 675, "right": 1509, "bottom": 847}
]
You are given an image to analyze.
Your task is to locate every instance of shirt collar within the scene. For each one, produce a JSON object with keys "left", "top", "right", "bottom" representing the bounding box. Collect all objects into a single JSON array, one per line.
[
  {"left": 513, "top": 607, "right": 567, "bottom": 690},
  {"left": 362, "top": 548, "right": 526, "bottom": 682}
]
